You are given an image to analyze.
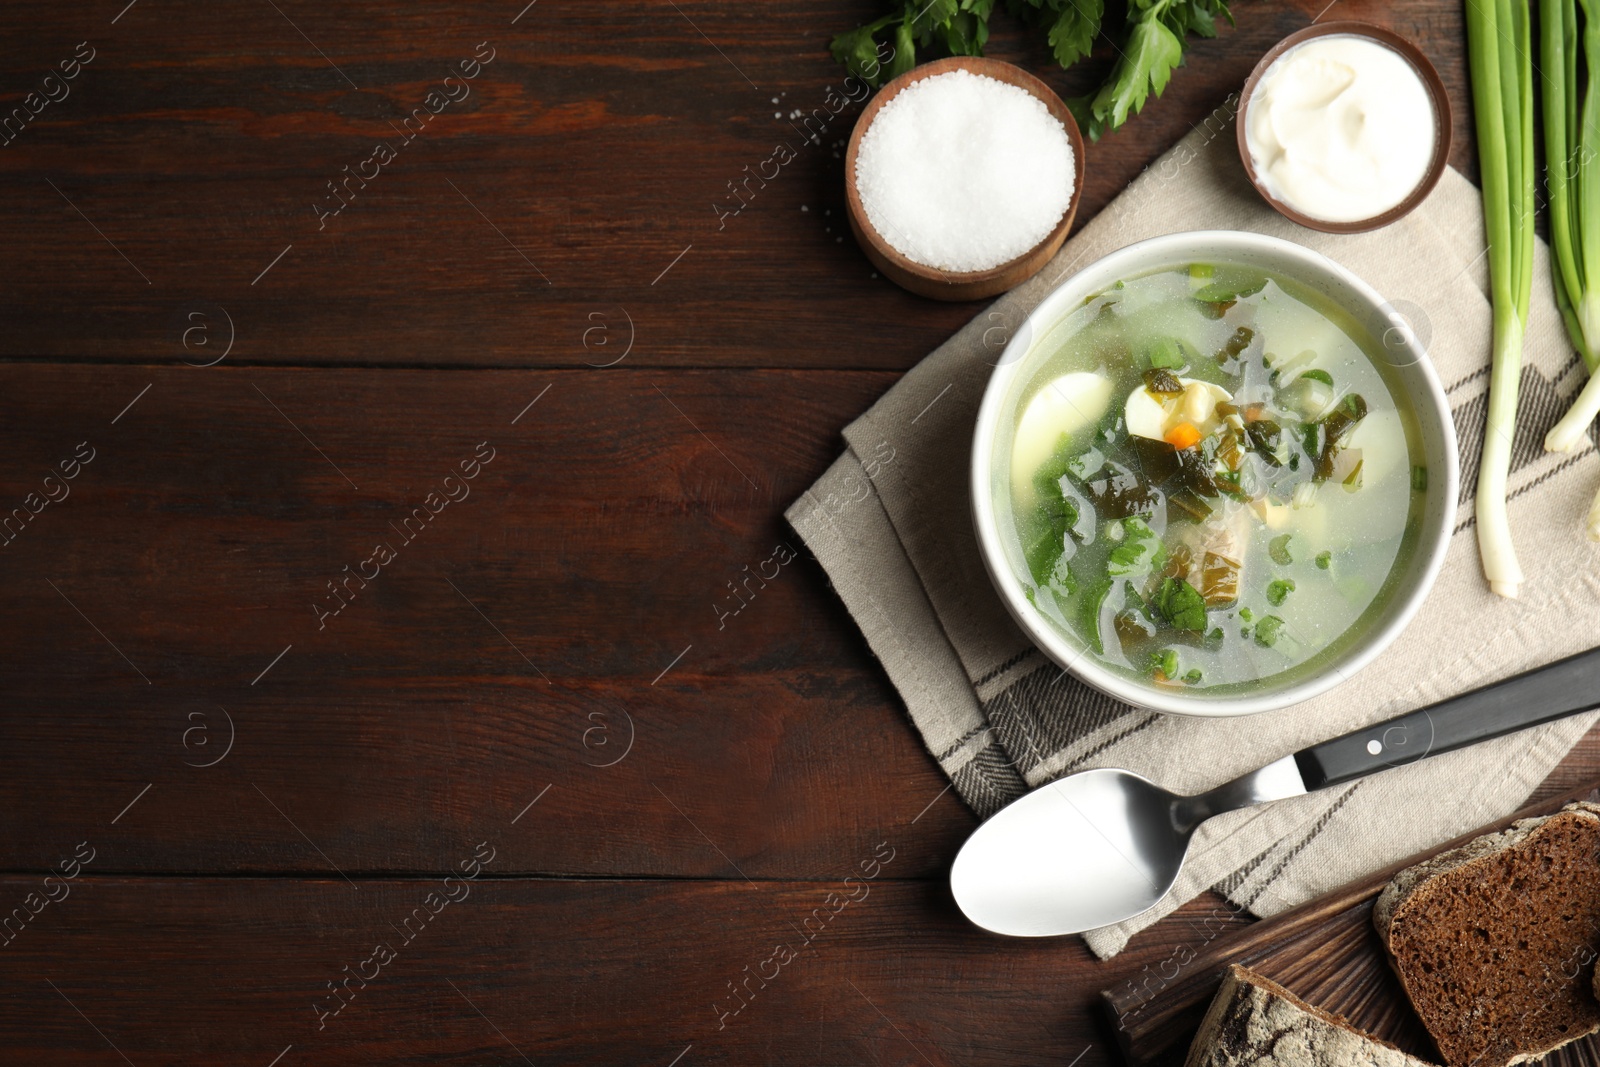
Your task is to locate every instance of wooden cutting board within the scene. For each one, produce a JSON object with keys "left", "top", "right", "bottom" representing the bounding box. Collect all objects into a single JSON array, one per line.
[{"left": 1101, "top": 779, "right": 1600, "bottom": 1067}]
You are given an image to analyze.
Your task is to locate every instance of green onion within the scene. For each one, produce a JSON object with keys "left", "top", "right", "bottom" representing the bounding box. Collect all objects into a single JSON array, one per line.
[
  {"left": 1466, "top": 0, "right": 1535, "bottom": 596},
  {"left": 1540, "top": 0, "right": 1600, "bottom": 541},
  {"left": 1151, "top": 648, "right": 1180, "bottom": 680}
]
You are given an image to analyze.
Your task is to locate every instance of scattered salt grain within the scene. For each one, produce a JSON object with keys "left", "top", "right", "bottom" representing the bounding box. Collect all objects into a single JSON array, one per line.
[{"left": 854, "top": 69, "right": 1075, "bottom": 273}]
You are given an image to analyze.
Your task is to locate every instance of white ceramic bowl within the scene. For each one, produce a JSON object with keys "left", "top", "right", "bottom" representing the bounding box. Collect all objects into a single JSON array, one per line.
[{"left": 971, "top": 230, "right": 1458, "bottom": 717}]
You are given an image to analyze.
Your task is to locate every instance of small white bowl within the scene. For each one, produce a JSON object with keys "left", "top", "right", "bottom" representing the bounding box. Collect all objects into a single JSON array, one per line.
[{"left": 970, "top": 230, "right": 1458, "bottom": 717}]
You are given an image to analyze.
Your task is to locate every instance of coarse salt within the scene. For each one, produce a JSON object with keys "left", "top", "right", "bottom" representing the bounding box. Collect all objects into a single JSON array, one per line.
[{"left": 854, "top": 69, "right": 1074, "bottom": 274}]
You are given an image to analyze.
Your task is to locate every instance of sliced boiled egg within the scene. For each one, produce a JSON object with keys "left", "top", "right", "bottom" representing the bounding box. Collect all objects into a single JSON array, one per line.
[
  {"left": 1011, "top": 371, "right": 1115, "bottom": 503},
  {"left": 1125, "top": 378, "right": 1234, "bottom": 444},
  {"left": 1248, "top": 498, "right": 1293, "bottom": 530},
  {"left": 1343, "top": 409, "right": 1401, "bottom": 489}
]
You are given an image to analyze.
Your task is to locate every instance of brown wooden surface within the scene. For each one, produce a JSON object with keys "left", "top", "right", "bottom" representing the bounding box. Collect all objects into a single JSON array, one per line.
[{"left": 0, "top": 0, "right": 1582, "bottom": 1063}]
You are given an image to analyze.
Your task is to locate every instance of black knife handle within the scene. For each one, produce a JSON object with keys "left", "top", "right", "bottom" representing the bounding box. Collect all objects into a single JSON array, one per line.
[{"left": 1293, "top": 644, "right": 1600, "bottom": 791}]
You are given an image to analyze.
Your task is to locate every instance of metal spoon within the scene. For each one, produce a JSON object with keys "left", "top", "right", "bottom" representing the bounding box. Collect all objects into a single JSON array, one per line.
[{"left": 951, "top": 643, "right": 1600, "bottom": 937}]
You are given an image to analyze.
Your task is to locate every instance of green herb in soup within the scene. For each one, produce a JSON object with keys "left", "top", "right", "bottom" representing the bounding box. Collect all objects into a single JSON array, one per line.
[{"left": 1003, "top": 265, "right": 1424, "bottom": 692}]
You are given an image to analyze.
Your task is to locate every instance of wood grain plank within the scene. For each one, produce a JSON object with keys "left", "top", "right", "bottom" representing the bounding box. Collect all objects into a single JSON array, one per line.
[
  {"left": 0, "top": 364, "right": 980, "bottom": 876},
  {"left": 0, "top": 873, "right": 1116, "bottom": 1066},
  {"left": 0, "top": 0, "right": 1470, "bottom": 367},
  {"left": 3, "top": 356, "right": 1597, "bottom": 884}
]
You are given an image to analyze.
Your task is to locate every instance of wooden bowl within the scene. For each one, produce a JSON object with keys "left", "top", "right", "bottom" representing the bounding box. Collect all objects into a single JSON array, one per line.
[
  {"left": 1236, "top": 21, "right": 1451, "bottom": 234},
  {"left": 844, "top": 57, "right": 1086, "bottom": 302}
]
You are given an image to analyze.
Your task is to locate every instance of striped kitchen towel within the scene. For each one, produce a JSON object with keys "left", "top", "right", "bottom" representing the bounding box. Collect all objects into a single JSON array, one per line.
[{"left": 786, "top": 105, "right": 1600, "bottom": 958}]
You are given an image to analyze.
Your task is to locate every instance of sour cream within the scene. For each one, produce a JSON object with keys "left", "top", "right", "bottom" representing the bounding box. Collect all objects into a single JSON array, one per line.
[{"left": 1244, "top": 34, "right": 1436, "bottom": 223}]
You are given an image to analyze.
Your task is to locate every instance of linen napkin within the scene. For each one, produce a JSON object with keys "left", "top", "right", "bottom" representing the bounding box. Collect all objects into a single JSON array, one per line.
[{"left": 787, "top": 100, "right": 1600, "bottom": 959}]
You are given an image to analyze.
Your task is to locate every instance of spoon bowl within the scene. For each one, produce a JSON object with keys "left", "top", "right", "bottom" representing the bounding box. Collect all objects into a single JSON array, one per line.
[
  {"left": 951, "top": 756, "right": 1307, "bottom": 937},
  {"left": 951, "top": 768, "right": 1188, "bottom": 936}
]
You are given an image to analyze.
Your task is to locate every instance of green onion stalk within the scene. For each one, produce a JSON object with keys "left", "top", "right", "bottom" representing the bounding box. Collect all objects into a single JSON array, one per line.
[
  {"left": 1541, "top": 0, "right": 1600, "bottom": 542},
  {"left": 1466, "top": 0, "right": 1535, "bottom": 596}
]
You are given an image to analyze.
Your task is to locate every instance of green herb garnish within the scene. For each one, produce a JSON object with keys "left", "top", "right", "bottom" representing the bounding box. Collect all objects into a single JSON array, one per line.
[
  {"left": 1193, "top": 278, "right": 1268, "bottom": 304},
  {"left": 1217, "top": 326, "right": 1253, "bottom": 363},
  {"left": 1147, "top": 338, "right": 1187, "bottom": 370},
  {"left": 1266, "top": 579, "right": 1295, "bottom": 607},
  {"left": 830, "top": 0, "right": 1239, "bottom": 140},
  {"left": 1107, "top": 540, "right": 1147, "bottom": 573},
  {"left": 1150, "top": 648, "right": 1180, "bottom": 679},
  {"left": 1144, "top": 367, "right": 1184, "bottom": 395},
  {"left": 1183, "top": 668, "right": 1203, "bottom": 684},
  {"left": 1154, "top": 576, "right": 1206, "bottom": 632},
  {"left": 1268, "top": 534, "right": 1293, "bottom": 566},
  {"left": 1107, "top": 516, "right": 1161, "bottom": 576},
  {"left": 1314, "top": 551, "right": 1333, "bottom": 570},
  {"left": 1298, "top": 369, "right": 1334, "bottom": 386},
  {"left": 1079, "top": 576, "right": 1114, "bottom": 655},
  {"left": 1254, "top": 614, "right": 1285, "bottom": 648}
]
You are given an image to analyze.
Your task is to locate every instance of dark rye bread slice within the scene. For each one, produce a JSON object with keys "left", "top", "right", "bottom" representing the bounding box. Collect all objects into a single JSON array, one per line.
[
  {"left": 1373, "top": 801, "right": 1600, "bottom": 1067},
  {"left": 1185, "top": 964, "right": 1434, "bottom": 1067}
]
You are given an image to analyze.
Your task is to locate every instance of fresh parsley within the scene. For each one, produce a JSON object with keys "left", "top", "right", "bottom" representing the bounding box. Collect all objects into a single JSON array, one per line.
[
  {"left": 829, "top": 0, "right": 1236, "bottom": 138},
  {"left": 1046, "top": 0, "right": 1103, "bottom": 67}
]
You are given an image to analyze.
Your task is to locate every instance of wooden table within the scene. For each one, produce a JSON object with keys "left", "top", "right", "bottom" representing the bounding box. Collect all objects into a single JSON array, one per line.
[{"left": 2, "top": 1, "right": 1590, "bottom": 1063}]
